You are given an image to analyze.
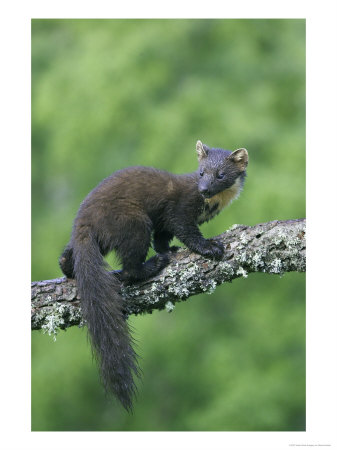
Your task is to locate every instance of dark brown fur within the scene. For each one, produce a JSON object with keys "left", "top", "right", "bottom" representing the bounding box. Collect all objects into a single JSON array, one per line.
[{"left": 59, "top": 141, "right": 248, "bottom": 411}]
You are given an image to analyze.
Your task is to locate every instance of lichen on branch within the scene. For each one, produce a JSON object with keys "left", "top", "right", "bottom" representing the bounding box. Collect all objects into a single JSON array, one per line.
[{"left": 31, "top": 218, "right": 306, "bottom": 337}]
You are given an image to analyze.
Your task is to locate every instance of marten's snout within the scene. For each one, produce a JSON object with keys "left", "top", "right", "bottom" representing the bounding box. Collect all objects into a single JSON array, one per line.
[
  {"left": 198, "top": 181, "right": 214, "bottom": 198},
  {"left": 199, "top": 186, "right": 211, "bottom": 197},
  {"left": 198, "top": 175, "right": 214, "bottom": 197}
]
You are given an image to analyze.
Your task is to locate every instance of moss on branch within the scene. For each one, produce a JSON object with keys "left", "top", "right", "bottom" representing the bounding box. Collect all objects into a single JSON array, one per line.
[{"left": 31, "top": 218, "right": 306, "bottom": 337}]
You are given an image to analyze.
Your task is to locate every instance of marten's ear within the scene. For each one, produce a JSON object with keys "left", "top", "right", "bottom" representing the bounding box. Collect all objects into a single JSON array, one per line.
[
  {"left": 230, "top": 148, "right": 248, "bottom": 171},
  {"left": 196, "top": 140, "right": 209, "bottom": 161}
]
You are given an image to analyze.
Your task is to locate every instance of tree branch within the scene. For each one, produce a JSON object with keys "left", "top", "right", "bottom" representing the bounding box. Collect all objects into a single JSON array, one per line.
[{"left": 31, "top": 219, "right": 306, "bottom": 338}]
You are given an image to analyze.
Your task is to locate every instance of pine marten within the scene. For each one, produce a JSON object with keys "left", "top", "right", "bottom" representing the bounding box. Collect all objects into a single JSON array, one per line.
[{"left": 59, "top": 140, "right": 248, "bottom": 411}]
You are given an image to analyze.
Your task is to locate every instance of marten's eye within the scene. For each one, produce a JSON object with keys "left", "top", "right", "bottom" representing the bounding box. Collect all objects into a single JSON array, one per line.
[
  {"left": 217, "top": 172, "right": 225, "bottom": 179},
  {"left": 199, "top": 170, "right": 204, "bottom": 177}
]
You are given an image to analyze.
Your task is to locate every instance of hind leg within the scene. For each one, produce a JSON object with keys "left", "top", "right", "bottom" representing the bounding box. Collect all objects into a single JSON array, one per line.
[
  {"left": 153, "top": 229, "right": 180, "bottom": 254},
  {"left": 59, "top": 245, "right": 75, "bottom": 278},
  {"left": 117, "top": 222, "right": 169, "bottom": 283},
  {"left": 153, "top": 230, "right": 173, "bottom": 253}
]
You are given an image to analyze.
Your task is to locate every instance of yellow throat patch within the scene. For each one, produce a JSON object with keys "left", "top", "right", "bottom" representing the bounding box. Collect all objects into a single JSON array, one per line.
[{"left": 198, "top": 178, "right": 242, "bottom": 224}]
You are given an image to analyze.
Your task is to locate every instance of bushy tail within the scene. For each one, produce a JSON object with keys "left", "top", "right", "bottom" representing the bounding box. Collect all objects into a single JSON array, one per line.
[{"left": 72, "top": 233, "right": 139, "bottom": 411}]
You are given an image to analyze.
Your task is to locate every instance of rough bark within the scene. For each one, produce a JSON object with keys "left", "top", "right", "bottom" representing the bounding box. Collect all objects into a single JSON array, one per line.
[{"left": 31, "top": 219, "right": 306, "bottom": 338}]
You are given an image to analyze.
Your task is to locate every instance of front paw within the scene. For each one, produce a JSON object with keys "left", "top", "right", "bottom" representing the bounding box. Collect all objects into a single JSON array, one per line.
[{"left": 200, "top": 239, "right": 224, "bottom": 260}]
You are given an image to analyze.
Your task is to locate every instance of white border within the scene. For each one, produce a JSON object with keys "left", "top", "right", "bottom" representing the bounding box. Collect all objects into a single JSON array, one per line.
[{"left": 1, "top": 1, "right": 336, "bottom": 449}]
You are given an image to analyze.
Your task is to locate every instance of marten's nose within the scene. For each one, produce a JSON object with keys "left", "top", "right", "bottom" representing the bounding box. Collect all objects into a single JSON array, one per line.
[{"left": 199, "top": 187, "right": 211, "bottom": 197}]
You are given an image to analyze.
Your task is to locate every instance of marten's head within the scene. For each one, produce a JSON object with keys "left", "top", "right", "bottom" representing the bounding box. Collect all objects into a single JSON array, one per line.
[{"left": 196, "top": 140, "right": 248, "bottom": 199}]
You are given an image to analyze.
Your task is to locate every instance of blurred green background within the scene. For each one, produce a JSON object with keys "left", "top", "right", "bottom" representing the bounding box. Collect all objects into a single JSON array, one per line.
[{"left": 31, "top": 19, "right": 305, "bottom": 431}]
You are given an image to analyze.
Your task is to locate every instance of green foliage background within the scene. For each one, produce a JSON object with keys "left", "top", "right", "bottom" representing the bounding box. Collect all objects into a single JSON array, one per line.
[{"left": 31, "top": 19, "right": 305, "bottom": 431}]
